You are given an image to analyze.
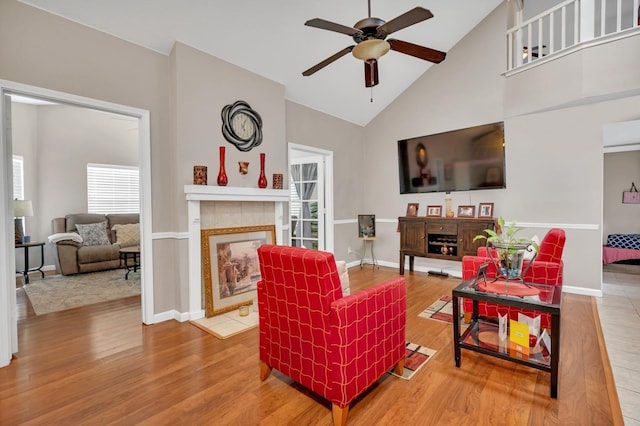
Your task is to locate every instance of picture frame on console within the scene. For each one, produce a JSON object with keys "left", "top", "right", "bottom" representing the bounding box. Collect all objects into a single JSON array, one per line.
[
  {"left": 458, "top": 205, "right": 476, "bottom": 218},
  {"left": 426, "top": 205, "right": 442, "bottom": 217},
  {"left": 201, "top": 225, "right": 275, "bottom": 317},
  {"left": 478, "top": 202, "right": 494, "bottom": 218},
  {"left": 406, "top": 203, "right": 419, "bottom": 217}
]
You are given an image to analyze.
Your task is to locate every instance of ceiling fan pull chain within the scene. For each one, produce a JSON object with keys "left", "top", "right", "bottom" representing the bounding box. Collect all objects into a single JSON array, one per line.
[{"left": 370, "top": 87, "right": 373, "bottom": 103}]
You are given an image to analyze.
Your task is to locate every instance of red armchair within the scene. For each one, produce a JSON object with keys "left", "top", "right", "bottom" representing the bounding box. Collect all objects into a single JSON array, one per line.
[
  {"left": 461, "top": 228, "right": 566, "bottom": 329},
  {"left": 257, "top": 245, "right": 406, "bottom": 426}
]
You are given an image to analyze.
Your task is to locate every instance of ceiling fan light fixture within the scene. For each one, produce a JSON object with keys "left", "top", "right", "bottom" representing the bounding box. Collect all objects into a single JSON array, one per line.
[{"left": 352, "top": 39, "right": 390, "bottom": 60}]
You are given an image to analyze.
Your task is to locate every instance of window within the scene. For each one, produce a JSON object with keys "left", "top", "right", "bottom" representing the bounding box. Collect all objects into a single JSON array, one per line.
[
  {"left": 12, "top": 154, "right": 24, "bottom": 200},
  {"left": 87, "top": 163, "right": 139, "bottom": 214}
]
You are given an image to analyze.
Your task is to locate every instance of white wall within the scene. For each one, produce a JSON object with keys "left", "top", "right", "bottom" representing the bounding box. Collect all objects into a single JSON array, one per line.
[
  {"left": 363, "top": 3, "right": 508, "bottom": 269},
  {"left": 169, "top": 42, "right": 288, "bottom": 313},
  {"left": 364, "top": 2, "right": 640, "bottom": 293},
  {"left": 3, "top": 0, "right": 639, "bottom": 311},
  {"left": 0, "top": 0, "right": 176, "bottom": 315},
  {"left": 285, "top": 101, "right": 365, "bottom": 262}
]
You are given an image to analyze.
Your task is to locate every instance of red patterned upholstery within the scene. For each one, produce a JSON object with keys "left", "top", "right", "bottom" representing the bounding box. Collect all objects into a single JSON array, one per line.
[
  {"left": 257, "top": 245, "right": 406, "bottom": 425},
  {"left": 462, "top": 228, "right": 566, "bottom": 329}
]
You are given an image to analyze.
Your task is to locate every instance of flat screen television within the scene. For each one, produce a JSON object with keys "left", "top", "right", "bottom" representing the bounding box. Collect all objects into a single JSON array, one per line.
[{"left": 398, "top": 122, "right": 506, "bottom": 194}]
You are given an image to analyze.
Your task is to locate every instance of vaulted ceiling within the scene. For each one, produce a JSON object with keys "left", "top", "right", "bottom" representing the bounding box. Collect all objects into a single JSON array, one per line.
[{"left": 20, "top": 0, "right": 503, "bottom": 126}]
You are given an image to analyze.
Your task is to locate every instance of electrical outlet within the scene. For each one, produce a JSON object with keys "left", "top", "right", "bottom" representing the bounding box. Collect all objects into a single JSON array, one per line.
[{"left": 348, "top": 247, "right": 354, "bottom": 255}]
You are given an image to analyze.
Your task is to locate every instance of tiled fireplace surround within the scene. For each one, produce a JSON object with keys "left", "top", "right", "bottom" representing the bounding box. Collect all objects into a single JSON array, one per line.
[{"left": 184, "top": 185, "right": 290, "bottom": 320}]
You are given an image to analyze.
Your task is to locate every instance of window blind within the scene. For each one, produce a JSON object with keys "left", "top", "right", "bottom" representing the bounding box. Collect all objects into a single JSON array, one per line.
[
  {"left": 87, "top": 163, "right": 140, "bottom": 214},
  {"left": 13, "top": 155, "right": 24, "bottom": 200}
]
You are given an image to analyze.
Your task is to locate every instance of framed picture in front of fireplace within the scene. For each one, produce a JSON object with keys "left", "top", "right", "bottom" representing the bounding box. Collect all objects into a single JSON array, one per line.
[{"left": 201, "top": 224, "right": 275, "bottom": 317}]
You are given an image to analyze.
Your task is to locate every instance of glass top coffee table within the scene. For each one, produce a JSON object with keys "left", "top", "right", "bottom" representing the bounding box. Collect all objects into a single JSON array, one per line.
[{"left": 452, "top": 277, "right": 562, "bottom": 398}]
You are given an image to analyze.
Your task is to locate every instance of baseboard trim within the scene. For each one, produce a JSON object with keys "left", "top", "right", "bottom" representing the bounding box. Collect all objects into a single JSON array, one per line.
[
  {"left": 562, "top": 285, "right": 602, "bottom": 297},
  {"left": 151, "top": 309, "right": 203, "bottom": 324}
]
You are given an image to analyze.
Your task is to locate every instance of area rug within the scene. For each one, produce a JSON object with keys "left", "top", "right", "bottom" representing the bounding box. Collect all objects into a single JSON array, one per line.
[
  {"left": 389, "top": 342, "right": 437, "bottom": 380},
  {"left": 191, "top": 309, "right": 259, "bottom": 339},
  {"left": 23, "top": 269, "right": 140, "bottom": 315},
  {"left": 418, "top": 295, "right": 461, "bottom": 324}
]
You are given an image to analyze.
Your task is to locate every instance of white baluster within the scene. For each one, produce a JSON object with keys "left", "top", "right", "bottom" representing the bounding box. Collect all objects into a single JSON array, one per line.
[
  {"left": 617, "top": 0, "right": 622, "bottom": 32},
  {"left": 561, "top": 6, "right": 567, "bottom": 49}
]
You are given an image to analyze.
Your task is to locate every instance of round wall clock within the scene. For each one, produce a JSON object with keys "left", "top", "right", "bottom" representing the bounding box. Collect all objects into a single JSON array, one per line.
[{"left": 221, "top": 100, "right": 263, "bottom": 152}]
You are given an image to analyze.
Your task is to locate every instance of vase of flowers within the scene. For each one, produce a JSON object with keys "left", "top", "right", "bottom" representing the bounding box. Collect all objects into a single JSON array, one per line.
[{"left": 473, "top": 217, "right": 538, "bottom": 279}]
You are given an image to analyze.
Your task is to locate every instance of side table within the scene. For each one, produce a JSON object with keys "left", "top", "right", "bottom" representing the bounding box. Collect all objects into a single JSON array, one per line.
[
  {"left": 119, "top": 246, "right": 140, "bottom": 280},
  {"left": 359, "top": 237, "right": 378, "bottom": 269},
  {"left": 452, "top": 278, "right": 562, "bottom": 398},
  {"left": 15, "top": 241, "right": 45, "bottom": 284}
]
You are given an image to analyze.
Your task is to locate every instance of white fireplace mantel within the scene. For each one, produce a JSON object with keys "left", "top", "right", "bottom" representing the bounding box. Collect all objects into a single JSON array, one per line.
[
  {"left": 184, "top": 185, "right": 289, "bottom": 320},
  {"left": 184, "top": 184, "right": 290, "bottom": 203}
]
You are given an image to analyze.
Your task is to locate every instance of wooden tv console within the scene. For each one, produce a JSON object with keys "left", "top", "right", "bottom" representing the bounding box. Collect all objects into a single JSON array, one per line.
[{"left": 398, "top": 216, "right": 494, "bottom": 274}]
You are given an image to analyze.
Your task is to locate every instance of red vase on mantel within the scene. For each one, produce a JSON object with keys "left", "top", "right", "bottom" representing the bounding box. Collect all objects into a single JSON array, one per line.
[
  {"left": 258, "top": 153, "right": 268, "bottom": 188},
  {"left": 217, "top": 146, "right": 228, "bottom": 186}
]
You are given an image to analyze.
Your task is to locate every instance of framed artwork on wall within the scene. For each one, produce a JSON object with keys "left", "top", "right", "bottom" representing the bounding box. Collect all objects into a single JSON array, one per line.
[{"left": 201, "top": 225, "right": 275, "bottom": 317}]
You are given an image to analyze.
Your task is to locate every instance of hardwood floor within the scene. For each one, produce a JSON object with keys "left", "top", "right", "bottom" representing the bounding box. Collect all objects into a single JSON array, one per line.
[{"left": 1, "top": 267, "right": 624, "bottom": 425}]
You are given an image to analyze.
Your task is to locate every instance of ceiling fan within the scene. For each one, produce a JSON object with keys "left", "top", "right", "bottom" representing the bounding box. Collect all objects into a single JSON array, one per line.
[{"left": 302, "top": 0, "right": 447, "bottom": 88}]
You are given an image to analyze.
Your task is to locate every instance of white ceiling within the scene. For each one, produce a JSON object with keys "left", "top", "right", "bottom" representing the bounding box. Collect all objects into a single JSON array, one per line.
[{"left": 19, "top": 0, "right": 502, "bottom": 126}]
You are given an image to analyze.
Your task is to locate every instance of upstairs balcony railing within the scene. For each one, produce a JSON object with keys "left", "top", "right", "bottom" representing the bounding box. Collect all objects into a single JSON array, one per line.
[{"left": 507, "top": 0, "right": 640, "bottom": 71}]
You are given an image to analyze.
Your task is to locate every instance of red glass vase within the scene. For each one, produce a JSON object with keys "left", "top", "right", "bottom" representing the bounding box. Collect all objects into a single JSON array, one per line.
[
  {"left": 217, "top": 146, "right": 228, "bottom": 186},
  {"left": 258, "top": 153, "right": 268, "bottom": 188}
]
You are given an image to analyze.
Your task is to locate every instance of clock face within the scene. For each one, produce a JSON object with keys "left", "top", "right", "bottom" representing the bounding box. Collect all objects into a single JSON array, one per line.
[
  {"left": 221, "top": 100, "right": 263, "bottom": 151},
  {"left": 232, "top": 112, "right": 255, "bottom": 140}
]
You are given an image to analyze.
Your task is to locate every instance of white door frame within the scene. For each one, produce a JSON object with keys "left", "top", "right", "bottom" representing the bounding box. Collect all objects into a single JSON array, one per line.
[
  {"left": 0, "top": 80, "right": 154, "bottom": 368},
  {"left": 288, "top": 143, "right": 334, "bottom": 252},
  {"left": 290, "top": 154, "right": 326, "bottom": 250}
]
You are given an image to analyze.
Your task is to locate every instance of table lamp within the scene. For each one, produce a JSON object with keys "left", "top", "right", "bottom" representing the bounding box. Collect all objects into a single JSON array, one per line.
[{"left": 14, "top": 199, "right": 33, "bottom": 244}]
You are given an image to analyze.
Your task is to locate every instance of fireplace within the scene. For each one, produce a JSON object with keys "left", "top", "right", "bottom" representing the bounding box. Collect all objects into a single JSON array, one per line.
[{"left": 184, "top": 185, "right": 289, "bottom": 319}]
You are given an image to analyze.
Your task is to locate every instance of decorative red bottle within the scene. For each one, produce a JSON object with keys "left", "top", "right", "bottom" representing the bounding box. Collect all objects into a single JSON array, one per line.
[
  {"left": 258, "top": 153, "right": 268, "bottom": 188},
  {"left": 217, "top": 146, "right": 228, "bottom": 186}
]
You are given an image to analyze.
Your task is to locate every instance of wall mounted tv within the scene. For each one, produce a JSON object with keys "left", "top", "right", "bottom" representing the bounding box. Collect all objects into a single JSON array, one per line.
[{"left": 398, "top": 122, "right": 506, "bottom": 194}]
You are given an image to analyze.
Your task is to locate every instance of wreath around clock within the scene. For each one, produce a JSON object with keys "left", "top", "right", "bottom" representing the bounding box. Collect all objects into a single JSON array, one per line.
[{"left": 221, "top": 100, "right": 263, "bottom": 152}]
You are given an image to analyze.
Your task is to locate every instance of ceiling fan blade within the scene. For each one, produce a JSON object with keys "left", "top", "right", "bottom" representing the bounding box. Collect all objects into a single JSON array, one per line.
[
  {"left": 364, "top": 59, "right": 379, "bottom": 88},
  {"left": 388, "top": 39, "right": 446, "bottom": 63},
  {"left": 302, "top": 46, "right": 355, "bottom": 76},
  {"left": 377, "top": 7, "right": 433, "bottom": 37},
  {"left": 305, "top": 18, "right": 363, "bottom": 37}
]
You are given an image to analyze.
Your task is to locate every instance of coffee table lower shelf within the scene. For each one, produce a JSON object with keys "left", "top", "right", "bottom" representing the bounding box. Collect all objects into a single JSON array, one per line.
[
  {"left": 452, "top": 279, "right": 561, "bottom": 398},
  {"left": 458, "top": 319, "right": 552, "bottom": 370}
]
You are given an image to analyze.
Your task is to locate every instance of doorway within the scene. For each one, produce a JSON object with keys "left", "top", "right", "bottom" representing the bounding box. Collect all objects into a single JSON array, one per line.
[
  {"left": 0, "top": 81, "right": 154, "bottom": 368},
  {"left": 288, "top": 143, "right": 334, "bottom": 252},
  {"left": 601, "top": 119, "right": 640, "bottom": 287}
]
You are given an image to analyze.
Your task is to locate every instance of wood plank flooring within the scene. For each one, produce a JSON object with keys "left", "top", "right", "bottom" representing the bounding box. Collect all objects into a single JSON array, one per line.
[{"left": 1, "top": 267, "right": 624, "bottom": 425}]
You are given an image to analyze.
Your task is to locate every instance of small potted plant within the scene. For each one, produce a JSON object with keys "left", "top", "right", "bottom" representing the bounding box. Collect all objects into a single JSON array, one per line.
[{"left": 473, "top": 217, "right": 539, "bottom": 279}]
